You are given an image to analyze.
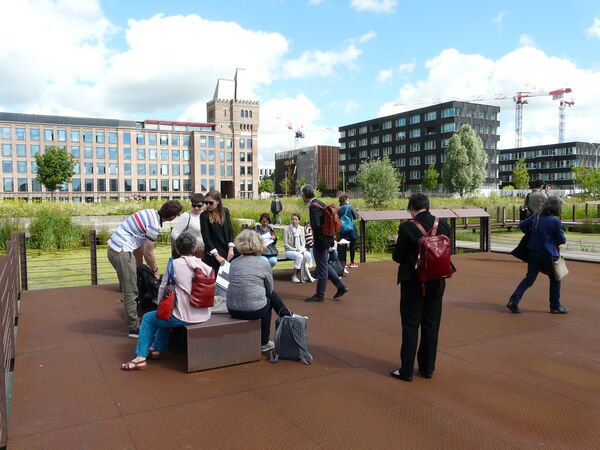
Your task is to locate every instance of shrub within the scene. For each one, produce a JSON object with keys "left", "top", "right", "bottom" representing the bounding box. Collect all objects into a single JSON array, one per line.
[
  {"left": 28, "top": 209, "right": 83, "bottom": 250},
  {"left": 0, "top": 219, "right": 22, "bottom": 251}
]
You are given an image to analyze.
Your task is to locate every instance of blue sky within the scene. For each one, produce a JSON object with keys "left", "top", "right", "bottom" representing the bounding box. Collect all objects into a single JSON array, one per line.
[{"left": 2, "top": 0, "right": 600, "bottom": 166}]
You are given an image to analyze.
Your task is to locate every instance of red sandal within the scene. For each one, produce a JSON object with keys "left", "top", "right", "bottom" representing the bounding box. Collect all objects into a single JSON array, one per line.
[{"left": 121, "top": 359, "right": 147, "bottom": 371}]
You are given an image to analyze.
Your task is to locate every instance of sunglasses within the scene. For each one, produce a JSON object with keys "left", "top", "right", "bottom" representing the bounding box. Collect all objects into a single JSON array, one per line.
[
  {"left": 191, "top": 204, "right": 202, "bottom": 208},
  {"left": 204, "top": 201, "right": 215, "bottom": 206}
]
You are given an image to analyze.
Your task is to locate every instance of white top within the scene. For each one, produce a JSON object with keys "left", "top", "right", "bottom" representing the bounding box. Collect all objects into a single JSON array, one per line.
[{"left": 170, "top": 211, "right": 204, "bottom": 247}]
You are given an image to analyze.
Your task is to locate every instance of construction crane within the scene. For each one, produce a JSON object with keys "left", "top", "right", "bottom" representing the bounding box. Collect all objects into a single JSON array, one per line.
[
  {"left": 513, "top": 88, "right": 573, "bottom": 147},
  {"left": 276, "top": 114, "right": 305, "bottom": 149}
]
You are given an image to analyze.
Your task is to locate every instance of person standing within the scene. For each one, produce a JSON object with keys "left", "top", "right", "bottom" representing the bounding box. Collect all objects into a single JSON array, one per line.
[
  {"left": 170, "top": 193, "right": 205, "bottom": 256},
  {"left": 108, "top": 200, "right": 183, "bottom": 338},
  {"left": 200, "top": 190, "right": 235, "bottom": 274},
  {"left": 507, "top": 196, "right": 569, "bottom": 314},
  {"left": 390, "top": 193, "right": 452, "bottom": 382},
  {"left": 524, "top": 180, "right": 548, "bottom": 215},
  {"left": 337, "top": 194, "right": 359, "bottom": 268},
  {"left": 301, "top": 184, "right": 348, "bottom": 302},
  {"left": 271, "top": 195, "right": 283, "bottom": 224}
]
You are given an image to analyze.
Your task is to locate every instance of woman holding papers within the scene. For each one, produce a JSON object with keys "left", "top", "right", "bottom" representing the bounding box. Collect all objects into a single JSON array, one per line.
[
  {"left": 254, "top": 213, "right": 278, "bottom": 268},
  {"left": 284, "top": 213, "right": 314, "bottom": 283},
  {"left": 227, "top": 229, "right": 291, "bottom": 352},
  {"left": 200, "top": 190, "right": 235, "bottom": 274}
]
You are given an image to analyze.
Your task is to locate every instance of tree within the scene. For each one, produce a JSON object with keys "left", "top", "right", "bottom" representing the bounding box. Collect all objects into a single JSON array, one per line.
[
  {"left": 258, "top": 178, "right": 274, "bottom": 194},
  {"left": 442, "top": 124, "right": 487, "bottom": 196},
  {"left": 357, "top": 156, "right": 402, "bottom": 208},
  {"left": 422, "top": 163, "right": 440, "bottom": 191},
  {"left": 512, "top": 157, "right": 530, "bottom": 189},
  {"left": 572, "top": 166, "right": 600, "bottom": 196},
  {"left": 316, "top": 177, "right": 327, "bottom": 193},
  {"left": 279, "top": 177, "right": 292, "bottom": 196},
  {"left": 34, "top": 146, "right": 76, "bottom": 198}
]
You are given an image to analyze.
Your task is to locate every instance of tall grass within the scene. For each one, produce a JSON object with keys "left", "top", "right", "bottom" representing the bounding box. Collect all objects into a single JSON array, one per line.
[
  {"left": 28, "top": 209, "right": 84, "bottom": 250},
  {"left": 0, "top": 218, "right": 23, "bottom": 250}
]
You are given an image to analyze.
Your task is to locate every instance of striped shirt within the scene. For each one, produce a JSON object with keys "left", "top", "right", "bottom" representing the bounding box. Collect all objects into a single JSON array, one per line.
[
  {"left": 108, "top": 209, "right": 161, "bottom": 252},
  {"left": 304, "top": 223, "right": 314, "bottom": 247}
]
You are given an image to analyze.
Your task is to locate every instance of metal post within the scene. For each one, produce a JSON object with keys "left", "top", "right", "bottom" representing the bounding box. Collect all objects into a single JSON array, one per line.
[
  {"left": 450, "top": 218, "right": 456, "bottom": 254},
  {"left": 513, "top": 205, "right": 516, "bottom": 222},
  {"left": 359, "top": 219, "right": 366, "bottom": 264},
  {"left": 585, "top": 203, "right": 588, "bottom": 217},
  {"left": 572, "top": 204, "right": 576, "bottom": 223},
  {"left": 502, "top": 207, "right": 506, "bottom": 226},
  {"left": 17, "top": 232, "right": 27, "bottom": 291},
  {"left": 496, "top": 206, "right": 500, "bottom": 224},
  {"left": 90, "top": 229, "right": 98, "bottom": 285}
]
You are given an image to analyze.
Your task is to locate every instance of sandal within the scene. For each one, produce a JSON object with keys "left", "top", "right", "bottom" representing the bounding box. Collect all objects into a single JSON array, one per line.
[
  {"left": 147, "top": 349, "right": 160, "bottom": 360},
  {"left": 121, "top": 359, "right": 147, "bottom": 371}
]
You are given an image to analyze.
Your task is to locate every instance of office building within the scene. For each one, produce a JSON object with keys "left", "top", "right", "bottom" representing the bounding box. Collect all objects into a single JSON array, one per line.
[
  {"left": 274, "top": 145, "right": 339, "bottom": 195},
  {"left": 338, "top": 101, "right": 500, "bottom": 189},
  {"left": 498, "top": 141, "right": 600, "bottom": 189},
  {"left": 259, "top": 167, "right": 274, "bottom": 180},
  {"left": 0, "top": 69, "right": 259, "bottom": 201}
]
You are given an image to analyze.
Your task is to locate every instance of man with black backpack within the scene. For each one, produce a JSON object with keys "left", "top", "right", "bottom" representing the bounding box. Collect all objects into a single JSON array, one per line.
[
  {"left": 301, "top": 184, "right": 348, "bottom": 303},
  {"left": 390, "top": 193, "right": 453, "bottom": 382}
]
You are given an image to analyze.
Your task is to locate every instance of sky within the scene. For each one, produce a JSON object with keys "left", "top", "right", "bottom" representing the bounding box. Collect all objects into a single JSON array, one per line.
[{"left": 2, "top": 0, "right": 600, "bottom": 168}]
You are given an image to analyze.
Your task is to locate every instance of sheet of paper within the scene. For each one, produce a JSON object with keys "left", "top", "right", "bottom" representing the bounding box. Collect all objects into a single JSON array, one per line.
[
  {"left": 216, "top": 261, "right": 230, "bottom": 290},
  {"left": 338, "top": 238, "right": 350, "bottom": 245},
  {"left": 260, "top": 234, "right": 274, "bottom": 247}
]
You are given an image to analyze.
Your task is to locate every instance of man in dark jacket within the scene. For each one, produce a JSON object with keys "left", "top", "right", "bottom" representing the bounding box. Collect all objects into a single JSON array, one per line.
[
  {"left": 301, "top": 184, "right": 348, "bottom": 302},
  {"left": 390, "top": 193, "right": 452, "bottom": 382}
]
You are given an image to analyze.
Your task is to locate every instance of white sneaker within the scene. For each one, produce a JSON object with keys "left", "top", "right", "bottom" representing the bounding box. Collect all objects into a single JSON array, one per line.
[
  {"left": 343, "top": 268, "right": 349, "bottom": 274},
  {"left": 291, "top": 275, "right": 301, "bottom": 283},
  {"left": 261, "top": 341, "right": 275, "bottom": 352}
]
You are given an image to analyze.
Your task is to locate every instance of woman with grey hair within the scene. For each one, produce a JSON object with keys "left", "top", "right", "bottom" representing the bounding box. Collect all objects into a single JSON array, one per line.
[
  {"left": 507, "top": 196, "right": 570, "bottom": 314},
  {"left": 121, "top": 232, "right": 214, "bottom": 370},
  {"left": 227, "top": 229, "right": 291, "bottom": 352}
]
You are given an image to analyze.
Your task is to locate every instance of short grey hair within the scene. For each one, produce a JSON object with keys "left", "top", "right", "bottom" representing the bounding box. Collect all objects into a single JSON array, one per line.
[
  {"left": 300, "top": 184, "right": 315, "bottom": 199},
  {"left": 175, "top": 231, "right": 197, "bottom": 256},
  {"left": 235, "top": 229, "right": 265, "bottom": 256}
]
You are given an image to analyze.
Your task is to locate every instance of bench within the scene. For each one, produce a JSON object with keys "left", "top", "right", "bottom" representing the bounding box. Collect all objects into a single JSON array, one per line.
[{"left": 184, "top": 315, "right": 261, "bottom": 373}]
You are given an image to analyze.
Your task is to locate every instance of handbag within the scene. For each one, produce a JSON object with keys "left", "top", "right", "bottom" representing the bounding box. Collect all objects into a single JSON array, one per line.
[
  {"left": 156, "top": 259, "right": 176, "bottom": 319},
  {"left": 185, "top": 258, "right": 216, "bottom": 307},
  {"left": 552, "top": 256, "right": 569, "bottom": 281},
  {"left": 511, "top": 231, "right": 530, "bottom": 262},
  {"left": 262, "top": 242, "right": 279, "bottom": 258}
]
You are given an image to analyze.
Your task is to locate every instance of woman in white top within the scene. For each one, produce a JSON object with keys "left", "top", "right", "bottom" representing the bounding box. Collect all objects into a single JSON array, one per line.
[
  {"left": 284, "top": 213, "right": 314, "bottom": 283},
  {"left": 171, "top": 193, "right": 204, "bottom": 254},
  {"left": 121, "top": 232, "right": 213, "bottom": 371}
]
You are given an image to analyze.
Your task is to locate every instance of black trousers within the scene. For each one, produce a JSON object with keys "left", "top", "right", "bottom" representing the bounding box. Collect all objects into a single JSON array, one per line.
[
  {"left": 338, "top": 239, "right": 356, "bottom": 265},
  {"left": 399, "top": 279, "right": 445, "bottom": 377},
  {"left": 229, "top": 290, "right": 290, "bottom": 345}
]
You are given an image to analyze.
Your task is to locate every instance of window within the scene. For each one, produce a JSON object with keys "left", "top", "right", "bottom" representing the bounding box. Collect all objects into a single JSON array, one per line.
[
  {"left": 30, "top": 145, "right": 40, "bottom": 156},
  {"left": 383, "top": 120, "right": 392, "bottom": 130},
  {"left": 32, "top": 178, "right": 41, "bottom": 192},
  {"left": 149, "top": 179, "right": 158, "bottom": 192},
  {"left": 247, "top": 152, "right": 252, "bottom": 162},
  {"left": 183, "top": 179, "right": 191, "bottom": 191},
  {"left": 172, "top": 149, "right": 180, "bottom": 160},
  {"left": 424, "top": 140, "right": 436, "bottom": 150},
  {"left": 123, "top": 147, "right": 131, "bottom": 160},
  {"left": 424, "top": 111, "right": 437, "bottom": 121},
  {"left": 395, "top": 144, "right": 406, "bottom": 154},
  {"left": 441, "top": 138, "right": 450, "bottom": 149},
  {"left": 359, "top": 150, "right": 368, "bottom": 159},
  {"left": 124, "top": 179, "right": 132, "bottom": 192},
  {"left": 183, "top": 164, "right": 190, "bottom": 175},
  {"left": 107, "top": 132, "right": 117, "bottom": 144},
  {"left": 440, "top": 153, "right": 447, "bottom": 163},
  {"left": 410, "top": 170, "right": 420, "bottom": 179},
  {"left": 441, "top": 107, "right": 456, "bottom": 118},
  {"left": 138, "top": 179, "right": 146, "bottom": 191},
  {"left": 84, "top": 146, "right": 93, "bottom": 158},
  {"left": 383, "top": 146, "right": 392, "bottom": 156},
  {"left": 382, "top": 134, "right": 392, "bottom": 143},
  {"left": 340, "top": 130, "right": 346, "bottom": 138},
  {"left": 136, "top": 133, "right": 145, "bottom": 145},
  {"left": 160, "top": 149, "right": 168, "bottom": 160},
  {"left": 72, "top": 178, "right": 81, "bottom": 191},
  {"left": 137, "top": 148, "right": 146, "bottom": 160},
  {"left": 1, "top": 127, "right": 11, "bottom": 139},
  {"left": 160, "top": 134, "right": 168, "bottom": 145},
  {"left": 348, "top": 163, "right": 357, "bottom": 171},
  {"left": 17, "top": 161, "right": 27, "bottom": 174},
  {"left": 441, "top": 123, "right": 458, "bottom": 133},
  {"left": 199, "top": 150, "right": 206, "bottom": 161},
  {"left": 96, "top": 131, "right": 105, "bottom": 143},
  {"left": 247, "top": 138, "right": 252, "bottom": 149},
  {"left": 227, "top": 165, "right": 232, "bottom": 176},
  {"left": 208, "top": 150, "right": 215, "bottom": 161},
  {"left": 109, "top": 179, "right": 118, "bottom": 192},
  {"left": 200, "top": 136, "right": 206, "bottom": 147},
  {"left": 359, "top": 126, "right": 368, "bottom": 134},
  {"left": 57, "top": 129, "right": 67, "bottom": 141},
  {"left": 370, "top": 148, "right": 380, "bottom": 157},
  {"left": 44, "top": 129, "right": 54, "bottom": 141},
  {"left": 31, "top": 161, "right": 37, "bottom": 173},
  {"left": 124, "top": 163, "right": 131, "bottom": 175},
  {"left": 409, "top": 128, "right": 421, "bottom": 138},
  {"left": 395, "top": 158, "right": 406, "bottom": 167},
  {"left": 96, "top": 147, "right": 105, "bottom": 159},
  {"left": 425, "top": 155, "right": 436, "bottom": 165},
  {"left": 3, "top": 161, "right": 13, "bottom": 173},
  {"left": 359, "top": 138, "right": 368, "bottom": 146},
  {"left": 3, "top": 178, "right": 13, "bottom": 192},
  {"left": 182, "top": 135, "right": 190, "bottom": 146},
  {"left": 97, "top": 179, "right": 106, "bottom": 192},
  {"left": 410, "top": 142, "right": 421, "bottom": 152},
  {"left": 208, "top": 136, "right": 215, "bottom": 147},
  {"left": 209, "top": 164, "right": 215, "bottom": 176},
  {"left": 240, "top": 166, "right": 245, "bottom": 175},
  {"left": 15, "top": 144, "right": 25, "bottom": 157},
  {"left": 172, "top": 164, "right": 180, "bottom": 175},
  {"left": 108, "top": 163, "right": 118, "bottom": 175},
  {"left": 30, "top": 128, "right": 40, "bottom": 141},
  {"left": 85, "top": 178, "right": 94, "bottom": 192},
  {"left": 227, "top": 152, "right": 232, "bottom": 162},
  {"left": 123, "top": 132, "right": 131, "bottom": 144},
  {"left": 148, "top": 148, "right": 157, "bottom": 160},
  {"left": 83, "top": 162, "right": 93, "bottom": 174},
  {"left": 219, "top": 137, "right": 225, "bottom": 149},
  {"left": 410, "top": 114, "right": 420, "bottom": 125},
  {"left": 370, "top": 136, "right": 379, "bottom": 145},
  {"left": 348, "top": 128, "right": 356, "bottom": 137},
  {"left": 226, "top": 138, "right": 232, "bottom": 148},
  {"left": 109, "top": 147, "right": 117, "bottom": 159},
  {"left": 149, "top": 164, "right": 157, "bottom": 175},
  {"left": 183, "top": 150, "right": 190, "bottom": 161},
  {"left": 396, "top": 131, "right": 406, "bottom": 140},
  {"left": 2, "top": 144, "right": 11, "bottom": 157},
  {"left": 395, "top": 118, "right": 406, "bottom": 127},
  {"left": 148, "top": 134, "right": 157, "bottom": 145},
  {"left": 240, "top": 138, "right": 245, "bottom": 149},
  {"left": 172, "top": 179, "right": 180, "bottom": 192},
  {"left": 69, "top": 146, "right": 80, "bottom": 158},
  {"left": 172, "top": 135, "right": 179, "bottom": 146},
  {"left": 73, "top": 162, "right": 80, "bottom": 174},
  {"left": 160, "top": 179, "right": 169, "bottom": 192},
  {"left": 240, "top": 152, "right": 245, "bottom": 162},
  {"left": 160, "top": 164, "right": 168, "bottom": 175},
  {"left": 137, "top": 164, "right": 146, "bottom": 175}
]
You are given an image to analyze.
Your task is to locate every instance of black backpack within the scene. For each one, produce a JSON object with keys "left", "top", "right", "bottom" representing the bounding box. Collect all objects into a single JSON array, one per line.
[{"left": 136, "top": 264, "right": 161, "bottom": 317}]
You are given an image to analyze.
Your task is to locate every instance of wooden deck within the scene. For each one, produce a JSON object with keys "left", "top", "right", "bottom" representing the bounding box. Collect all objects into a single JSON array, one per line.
[{"left": 8, "top": 253, "right": 600, "bottom": 449}]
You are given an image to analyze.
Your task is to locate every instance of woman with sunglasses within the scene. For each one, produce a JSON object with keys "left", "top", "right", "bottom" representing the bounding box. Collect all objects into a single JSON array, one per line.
[
  {"left": 200, "top": 190, "right": 235, "bottom": 274},
  {"left": 170, "top": 193, "right": 205, "bottom": 257}
]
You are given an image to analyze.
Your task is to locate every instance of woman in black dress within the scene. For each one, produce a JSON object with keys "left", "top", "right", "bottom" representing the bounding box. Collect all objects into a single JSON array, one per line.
[{"left": 200, "top": 190, "right": 235, "bottom": 274}]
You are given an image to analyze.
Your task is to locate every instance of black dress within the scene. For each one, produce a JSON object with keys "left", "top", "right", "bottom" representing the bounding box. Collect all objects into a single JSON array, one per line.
[{"left": 200, "top": 208, "right": 234, "bottom": 274}]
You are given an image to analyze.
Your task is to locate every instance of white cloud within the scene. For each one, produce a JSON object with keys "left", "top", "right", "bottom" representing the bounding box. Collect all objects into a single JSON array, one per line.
[
  {"left": 282, "top": 45, "right": 362, "bottom": 78},
  {"left": 357, "top": 31, "right": 377, "bottom": 43},
  {"left": 329, "top": 99, "right": 360, "bottom": 113},
  {"left": 350, "top": 0, "right": 398, "bottom": 14},
  {"left": 258, "top": 95, "right": 338, "bottom": 166},
  {"left": 586, "top": 18, "right": 600, "bottom": 38},
  {"left": 492, "top": 11, "right": 508, "bottom": 24},
  {"left": 376, "top": 69, "right": 393, "bottom": 83},
  {"left": 397, "top": 59, "right": 416, "bottom": 73},
  {"left": 379, "top": 47, "right": 600, "bottom": 148},
  {"left": 519, "top": 34, "right": 538, "bottom": 48}
]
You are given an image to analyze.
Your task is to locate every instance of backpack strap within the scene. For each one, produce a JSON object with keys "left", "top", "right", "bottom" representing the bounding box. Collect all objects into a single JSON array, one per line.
[
  {"left": 410, "top": 219, "right": 428, "bottom": 237},
  {"left": 410, "top": 217, "right": 439, "bottom": 237}
]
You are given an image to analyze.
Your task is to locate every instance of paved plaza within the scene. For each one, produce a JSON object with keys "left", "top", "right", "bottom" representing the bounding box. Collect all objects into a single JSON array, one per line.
[{"left": 8, "top": 253, "right": 600, "bottom": 449}]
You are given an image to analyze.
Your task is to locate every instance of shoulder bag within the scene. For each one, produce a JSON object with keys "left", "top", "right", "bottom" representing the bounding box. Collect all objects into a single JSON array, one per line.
[
  {"left": 185, "top": 258, "right": 216, "bottom": 307},
  {"left": 156, "top": 259, "right": 176, "bottom": 319},
  {"left": 552, "top": 256, "right": 569, "bottom": 281}
]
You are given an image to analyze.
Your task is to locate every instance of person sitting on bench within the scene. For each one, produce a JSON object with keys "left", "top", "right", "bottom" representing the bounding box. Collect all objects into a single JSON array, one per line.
[
  {"left": 121, "top": 232, "right": 213, "bottom": 371},
  {"left": 226, "top": 229, "right": 292, "bottom": 352}
]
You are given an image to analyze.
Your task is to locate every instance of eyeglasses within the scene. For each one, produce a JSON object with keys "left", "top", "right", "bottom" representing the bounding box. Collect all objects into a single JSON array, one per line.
[
  {"left": 204, "top": 201, "right": 215, "bottom": 206},
  {"left": 191, "top": 204, "right": 202, "bottom": 208}
]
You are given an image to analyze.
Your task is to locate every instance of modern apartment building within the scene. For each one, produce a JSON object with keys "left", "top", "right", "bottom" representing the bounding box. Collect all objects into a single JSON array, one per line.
[
  {"left": 274, "top": 145, "right": 339, "bottom": 195},
  {"left": 259, "top": 168, "right": 274, "bottom": 180},
  {"left": 0, "top": 69, "right": 259, "bottom": 202},
  {"left": 338, "top": 101, "right": 501, "bottom": 189},
  {"left": 498, "top": 141, "right": 600, "bottom": 189}
]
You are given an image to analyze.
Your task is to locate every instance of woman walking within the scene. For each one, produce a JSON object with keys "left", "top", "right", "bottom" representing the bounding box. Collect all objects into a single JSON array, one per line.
[
  {"left": 337, "top": 194, "right": 359, "bottom": 268},
  {"left": 507, "top": 196, "right": 569, "bottom": 314}
]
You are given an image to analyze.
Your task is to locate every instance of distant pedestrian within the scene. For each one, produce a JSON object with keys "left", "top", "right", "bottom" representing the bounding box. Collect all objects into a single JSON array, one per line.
[
  {"left": 337, "top": 194, "right": 359, "bottom": 268},
  {"left": 271, "top": 195, "right": 283, "bottom": 224},
  {"left": 524, "top": 180, "right": 548, "bottom": 215},
  {"left": 301, "top": 184, "right": 348, "bottom": 302},
  {"left": 108, "top": 200, "right": 183, "bottom": 338}
]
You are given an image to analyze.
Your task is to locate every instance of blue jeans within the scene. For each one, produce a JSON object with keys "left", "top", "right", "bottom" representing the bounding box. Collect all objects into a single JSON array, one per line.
[
  {"left": 509, "top": 251, "right": 561, "bottom": 309},
  {"left": 313, "top": 245, "right": 345, "bottom": 298},
  {"left": 258, "top": 255, "right": 277, "bottom": 268},
  {"left": 135, "top": 310, "right": 191, "bottom": 358}
]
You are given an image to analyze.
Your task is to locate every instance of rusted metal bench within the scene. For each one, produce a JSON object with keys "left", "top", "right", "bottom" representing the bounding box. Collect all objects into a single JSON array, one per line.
[{"left": 184, "top": 315, "right": 261, "bottom": 373}]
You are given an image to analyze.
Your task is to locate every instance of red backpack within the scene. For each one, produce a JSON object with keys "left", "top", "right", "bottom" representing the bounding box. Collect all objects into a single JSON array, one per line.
[
  {"left": 185, "top": 259, "right": 216, "bottom": 308},
  {"left": 318, "top": 203, "right": 341, "bottom": 237},
  {"left": 411, "top": 217, "right": 453, "bottom": 283}
]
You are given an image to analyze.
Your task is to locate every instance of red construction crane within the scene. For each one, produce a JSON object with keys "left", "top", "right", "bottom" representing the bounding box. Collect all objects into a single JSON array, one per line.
[{"left": 275, "top": 114, "right": 305, "bottom": 149}]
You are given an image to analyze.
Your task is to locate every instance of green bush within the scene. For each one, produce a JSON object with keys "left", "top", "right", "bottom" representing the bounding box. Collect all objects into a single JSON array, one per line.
[
  {"left": 364, "top": 220, "right": 397, "bottom": 253},
  {"left": 0, "top": 219, "right": 22, "bottom": 251},
  {"left": 28, "top": 209, "right": 83, "bottom": 250}
]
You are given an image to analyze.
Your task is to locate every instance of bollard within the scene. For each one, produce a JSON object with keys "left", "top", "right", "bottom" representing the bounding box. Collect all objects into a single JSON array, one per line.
[
  {"left": 90, "top": 229, "right": 98, "bottom": 285},
  {"left": 572, "top": 204, "right": 576, "bottom": 223}
]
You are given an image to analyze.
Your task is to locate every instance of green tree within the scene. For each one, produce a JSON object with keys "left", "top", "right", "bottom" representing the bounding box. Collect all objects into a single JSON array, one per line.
[
  {"left": 279, "top": 177, "right": 292, "bottom": 196},
  {"left": 512, "top": 157, "right": 530, "bottom": 189},
  {"left": 357, "top": 156, "right": 402, "bottom": 208},
  {"left": 572, "top": 166, "right": 600, "bottom": 196},
  {"left": 258, "top": 178, "right": 274, "bottom": 194},
  {"left": 316, "top": 177, "right": 327, "bottom": 193},
  {"left": 442, "top": 124, "right": 487, "bottom": 196},
  {"left": 34, "top": 146, "right": 76, "bottom": 199},
  {"left": 297, "top": 176, "right": 307, "bottom": 188},
  {"left": 422, "top": 163, "right": 440, "bottom": 191}
]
